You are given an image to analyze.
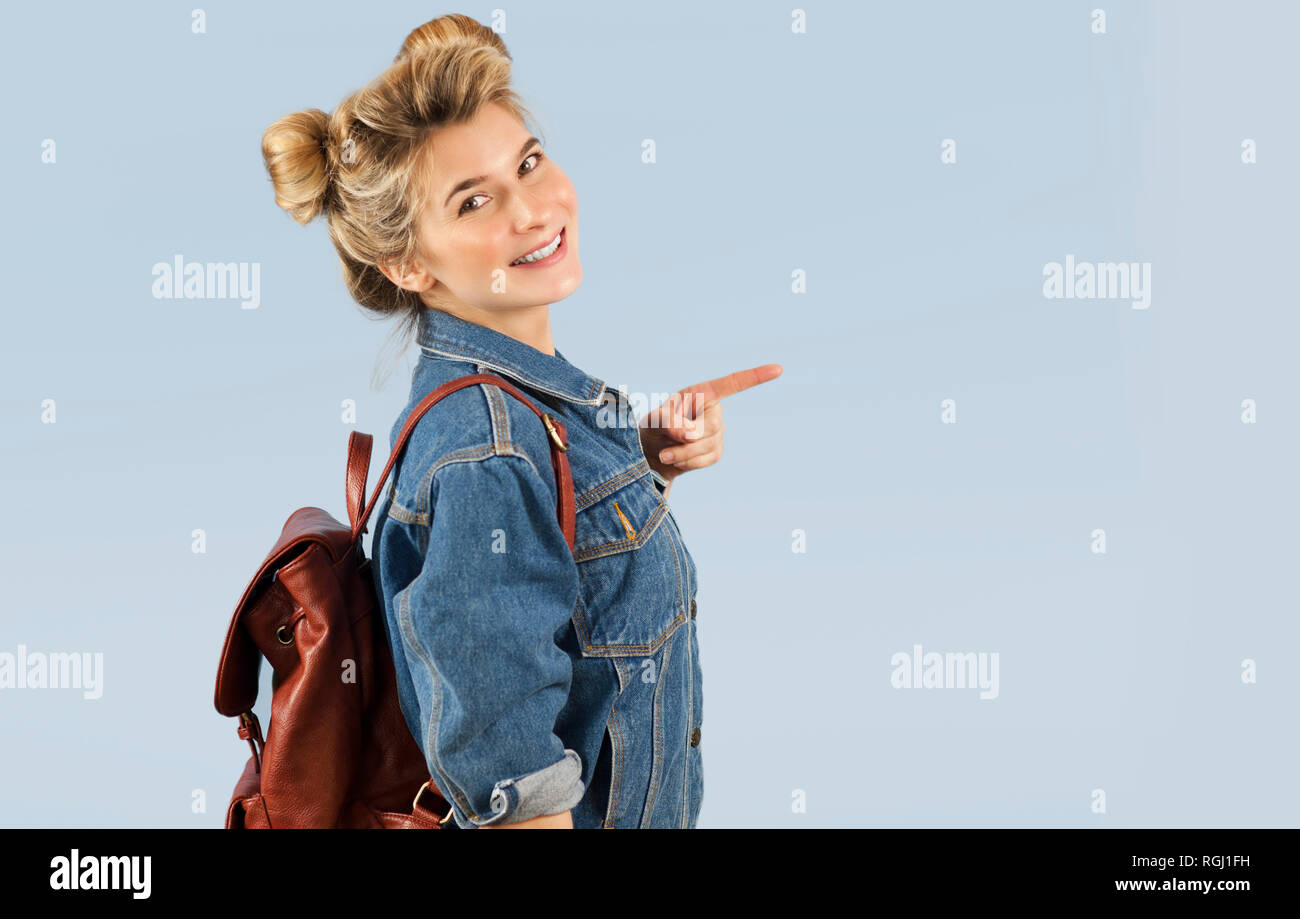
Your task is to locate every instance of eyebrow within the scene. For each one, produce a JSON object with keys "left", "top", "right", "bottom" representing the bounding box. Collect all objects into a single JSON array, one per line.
[{"left": 442, "top": 136, "right": 542, "bottom": 209}]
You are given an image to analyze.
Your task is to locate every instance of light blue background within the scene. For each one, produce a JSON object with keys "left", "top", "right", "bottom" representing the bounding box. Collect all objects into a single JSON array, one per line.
[{"left": 2, "top": 0, "right": 1295, "bottom": 827}]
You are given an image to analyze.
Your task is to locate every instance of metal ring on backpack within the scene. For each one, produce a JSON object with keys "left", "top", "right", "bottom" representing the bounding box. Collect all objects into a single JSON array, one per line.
[
  {"left": 276, "top": 624, "right": 294, "bottom": 645},
  {"left": 542, "top": 413, "right": 568, "bottom": 452}
]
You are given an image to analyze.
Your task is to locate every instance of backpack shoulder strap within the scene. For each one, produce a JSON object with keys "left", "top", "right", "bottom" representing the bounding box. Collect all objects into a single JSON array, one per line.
[{"left": 346, "top": 373, "right": 576, "bottom": 551}]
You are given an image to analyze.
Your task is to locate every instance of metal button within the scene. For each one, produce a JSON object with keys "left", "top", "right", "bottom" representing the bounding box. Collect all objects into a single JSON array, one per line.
[
  {"left": 690, "top": 727, "right": 701, "bottom": 747},
  {"left": 689, "top": 598, "right": 697, "bottom": 620}
]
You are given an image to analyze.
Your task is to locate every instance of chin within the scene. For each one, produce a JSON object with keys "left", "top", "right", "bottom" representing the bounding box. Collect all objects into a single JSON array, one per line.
[{"left": 551, "top": 265, "right": 582, "bottom": 300}]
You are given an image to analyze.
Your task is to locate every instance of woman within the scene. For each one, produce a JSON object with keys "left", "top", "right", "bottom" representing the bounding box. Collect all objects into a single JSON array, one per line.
[{"left": 261, "top": 13, "right": 779, "bottom": 828}]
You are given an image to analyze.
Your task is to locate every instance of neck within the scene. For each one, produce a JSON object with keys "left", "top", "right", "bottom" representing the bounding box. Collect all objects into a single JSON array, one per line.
[{"left": 430, "top": 301, "right": 555, "bottom": 357}]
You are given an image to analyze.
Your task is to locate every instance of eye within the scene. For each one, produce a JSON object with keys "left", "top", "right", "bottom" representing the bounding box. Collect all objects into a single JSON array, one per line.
[
  {"left": 457, "top": 151, "right": 546, "bottom": 216},
  {"left": 521, "top": 150, "right": 544, "bottom": 174},
  {"left": 458, "top": 194, "right": 488, "bottom": 216}
]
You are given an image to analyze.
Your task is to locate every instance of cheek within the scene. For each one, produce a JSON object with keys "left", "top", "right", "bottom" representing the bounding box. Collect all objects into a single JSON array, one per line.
[
  {"left": 427, "top": 234, "right": 498, "bottom": 286},
  {"left": 448, "top": 230, "right": 508, "bottom": 269}
]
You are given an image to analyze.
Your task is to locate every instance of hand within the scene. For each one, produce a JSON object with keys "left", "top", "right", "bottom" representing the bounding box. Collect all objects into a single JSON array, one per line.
[{"left": 637, "top": 363, "right": 783, "bottom": 493}]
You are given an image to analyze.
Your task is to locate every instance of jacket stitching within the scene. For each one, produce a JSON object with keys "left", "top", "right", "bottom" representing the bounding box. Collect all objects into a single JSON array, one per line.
[
  {"left": 655, "top": 481, "right": 687, "bottom": 618},
  {"left": 569, "top": 593, "right": 594, "bottom": 652},
  {"left": 579, "top": 615, "right": 685, "bottom": 658},
  {"left": 418, "top": 341, "right": 606, "bottom": 405},
  {"left": 575, "top": 461, "right": 651, "bottom": 510},
  {"left": 397, "top": 433, "right": 648, "bottom": 520},
  {"left": 387, "top": 502, "right": 421, "bottom": 525},
  {"left": 396, "top": 588, "right": 485, "bottom": 822},
  {"left": 605, "top": 702, "right": 624, "bottom": 829},
  {"left": 574, "top": 502, "right": 668, "bottom": 562},
  {"left": 482, "top": 382, "right": 511, "bottom": 452},
  {"left": 397, "top": 443, "right": 545, "bottom": 526},
  {"left": 569, "top": 590, "right": 684, "bottom": 658},
  {"left": 682, "top": 624, "right": 695, "bottom": 829},
  {"left": 640, "top": 637, "right": 672, "bottom": 828}
]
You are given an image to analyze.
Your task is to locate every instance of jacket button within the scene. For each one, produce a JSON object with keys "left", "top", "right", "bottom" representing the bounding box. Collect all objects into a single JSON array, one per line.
[
  {"left": 689, "top": 598, "right": 697, "bottom": 619},
  {"left": 690, "top": 727, "right": 701, "bottom": 747}
]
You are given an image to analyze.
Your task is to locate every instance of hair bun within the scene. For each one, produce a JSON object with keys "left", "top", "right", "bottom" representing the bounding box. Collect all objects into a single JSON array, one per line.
[
  {"left": 395, "top": 13, "right": 511, "bottom": 64},
  {"left": 261, "top": 108, "right": 333, "bottom": 225}
]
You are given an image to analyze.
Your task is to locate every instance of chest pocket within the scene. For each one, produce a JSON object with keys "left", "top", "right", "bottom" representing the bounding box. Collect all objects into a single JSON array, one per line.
[{"left": 571, "top": 469, "right": 688, "bottom": 657}]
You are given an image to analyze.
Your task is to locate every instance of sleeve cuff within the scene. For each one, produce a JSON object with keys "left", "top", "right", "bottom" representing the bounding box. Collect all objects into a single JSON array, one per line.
[
  {"left": 650, "top": 468, "right": 670, "bottom": 497},
  {"left": 454, "top": 749, "right": 585, "bottom": 828}
]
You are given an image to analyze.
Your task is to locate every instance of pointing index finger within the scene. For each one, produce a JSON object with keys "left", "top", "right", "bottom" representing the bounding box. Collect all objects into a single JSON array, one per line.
[{"left": 690, "top": 363, "right": 784, "bottom": 403}]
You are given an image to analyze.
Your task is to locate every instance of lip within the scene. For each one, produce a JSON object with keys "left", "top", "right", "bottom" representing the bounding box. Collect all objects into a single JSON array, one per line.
[{"left": 509, "top": 227, "right": 566, "bottom": 269}]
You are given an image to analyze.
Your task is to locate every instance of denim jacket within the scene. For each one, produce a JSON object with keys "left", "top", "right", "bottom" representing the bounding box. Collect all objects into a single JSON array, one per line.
[{"left": 370, "top": 307, "right": 703, "bottom": 829}]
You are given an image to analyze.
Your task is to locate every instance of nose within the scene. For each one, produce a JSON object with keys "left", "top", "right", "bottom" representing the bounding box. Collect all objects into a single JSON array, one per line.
[{"left": 511, "top": 185, "right": 555, "bottom": 233}]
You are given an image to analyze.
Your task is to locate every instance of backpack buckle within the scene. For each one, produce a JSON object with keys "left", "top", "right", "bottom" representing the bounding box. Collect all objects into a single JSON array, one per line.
[
  {"left": 413, "top": 779, "right": 456, "bottom": 825},
  {"left": 542, "top": 414, "right": 568, "bottom": 452}
]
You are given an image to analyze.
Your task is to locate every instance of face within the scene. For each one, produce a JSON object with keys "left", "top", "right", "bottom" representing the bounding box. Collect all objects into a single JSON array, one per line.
[{"left": 382, "top": 101, "right": 581, "bottom": 319}]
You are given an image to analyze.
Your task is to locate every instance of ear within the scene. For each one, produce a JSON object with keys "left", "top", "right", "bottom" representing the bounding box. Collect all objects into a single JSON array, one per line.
[{"left": 378, "top": 258, "right": 435, "bottom": 294}]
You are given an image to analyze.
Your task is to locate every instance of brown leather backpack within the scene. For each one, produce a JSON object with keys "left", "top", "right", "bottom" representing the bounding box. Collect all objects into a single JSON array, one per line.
[{"left": 213, "top": 373, "right": 577, "bottom": 828}]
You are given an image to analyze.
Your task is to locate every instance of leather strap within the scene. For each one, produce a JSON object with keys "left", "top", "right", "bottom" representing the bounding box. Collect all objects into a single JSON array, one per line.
[
  {"left": 346, "top": 374, "right": 576, "bottom": 552},
  {"left": 345, "top": 433, "right": 373, "bottom": 539}
]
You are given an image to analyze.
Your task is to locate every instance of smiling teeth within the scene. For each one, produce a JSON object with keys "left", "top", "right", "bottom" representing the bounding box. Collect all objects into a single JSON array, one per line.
[{"left": 511, "top": 232, "right": 562, "bottom": 265}]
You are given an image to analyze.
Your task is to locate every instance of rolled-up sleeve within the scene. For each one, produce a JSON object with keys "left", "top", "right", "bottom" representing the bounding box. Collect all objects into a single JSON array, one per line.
[{"left": 395, "top": 451, "right": 584, "bottom": 828}]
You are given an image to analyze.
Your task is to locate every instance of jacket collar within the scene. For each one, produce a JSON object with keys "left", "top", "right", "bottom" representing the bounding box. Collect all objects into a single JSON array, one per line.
[{"left": 416, "top": 307, "right": 608, "bottom": 406}]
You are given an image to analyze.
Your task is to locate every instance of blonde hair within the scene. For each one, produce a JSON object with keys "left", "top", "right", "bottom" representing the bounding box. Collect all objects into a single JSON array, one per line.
[{"left": 261, "top": 14, "right": 540, "bottom": 387}]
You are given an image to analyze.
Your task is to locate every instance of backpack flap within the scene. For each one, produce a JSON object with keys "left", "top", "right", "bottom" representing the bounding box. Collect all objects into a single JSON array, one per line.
[{"left": 213, "top": 506, "right": 353, "bottom": 717}]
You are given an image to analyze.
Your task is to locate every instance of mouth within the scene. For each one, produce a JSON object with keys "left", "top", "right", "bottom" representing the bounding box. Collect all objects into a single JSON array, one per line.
[{"left": 509, "top": 227, "right": 567, "bottom": 268}]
